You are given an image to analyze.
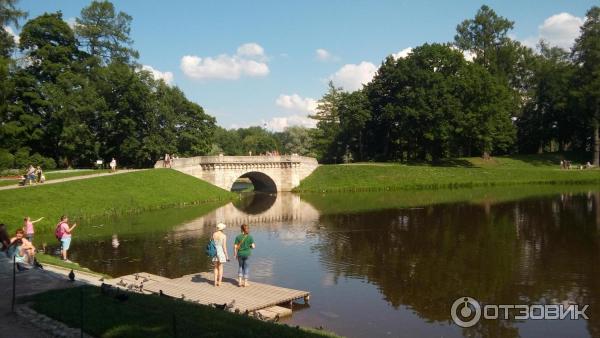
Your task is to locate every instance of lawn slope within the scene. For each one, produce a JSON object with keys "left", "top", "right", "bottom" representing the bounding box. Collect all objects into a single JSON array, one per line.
[
  {"left": 295, "top": 155, "right": 600, "bottom": 193},
  {"left": 0, "top": 169, "right": 234, "bottom": 233}
]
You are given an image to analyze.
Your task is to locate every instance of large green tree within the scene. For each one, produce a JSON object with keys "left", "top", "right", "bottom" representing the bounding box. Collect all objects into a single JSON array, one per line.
[
  {"left": 75, "top": 0, "right": 138, "bottom": 64},
  {"left": 572, "top": 6, "right": 600, "bottom": 165}
]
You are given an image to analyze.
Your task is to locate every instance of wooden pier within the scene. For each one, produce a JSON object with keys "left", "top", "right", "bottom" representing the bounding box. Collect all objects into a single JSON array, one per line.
[{"left": 105, "top": 272, "right": 309, "bottom": 318}]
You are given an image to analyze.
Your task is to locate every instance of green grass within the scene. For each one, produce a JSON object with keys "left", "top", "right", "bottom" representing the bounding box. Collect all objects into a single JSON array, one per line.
[
  {"left": 30, "top": 286, "right": 340, "bottom": 338},
  {"left": 301, "top": 184, "right": 599, "bottom": 215},
  {"left": 295, "top": 154, "right": 600, "bottom": 193},
  {"left": 0, "top": 169, "right": 235, "bottom": 233},
  {"left": 35, "top": 253, "right": 111, "bottom": 278},
  {"left": 0, "top": 169, "right": 105, "bottom": 187}
]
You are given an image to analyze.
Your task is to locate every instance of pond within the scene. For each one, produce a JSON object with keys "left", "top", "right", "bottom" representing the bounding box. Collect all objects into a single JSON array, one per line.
[{"left": 37, "top": 185, "right": 600, "bottom": 338}]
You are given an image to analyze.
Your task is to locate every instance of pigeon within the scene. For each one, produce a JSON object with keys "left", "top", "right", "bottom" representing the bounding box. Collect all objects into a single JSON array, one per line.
[
  {"left": 181, "top": 294, "right": 185, "bottom": 300},
  {"left": 116, "top": 279, "right": 127, "bottom": 287},
  {"left": 211, "top": 303, "right": 227, "bottom": 310},
  {"left": 115, "top": 292, "right": 129, "bottom": 302},
  {"left": 33, "top": 258, "right": 44, "bottom": 270},
  {"left": 134, "top": 273, "right": 139, "bottom": 281},
  {"left": 68, "top": 269, "right": 75, "bottom": 281},
  {"left": 100, "top": 283, "right": 114, "bottom": 295},
  {"left": 225, "top": 299, "right": 236, "bottom": 311}
]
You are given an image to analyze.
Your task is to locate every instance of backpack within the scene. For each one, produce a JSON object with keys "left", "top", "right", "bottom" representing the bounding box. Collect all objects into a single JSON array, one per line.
[
  {"left": 205, "top": 239, "right": 217, "bottom": 258},
  {"left": 55, "top": 223, "right": 64, "bottom": 240}
]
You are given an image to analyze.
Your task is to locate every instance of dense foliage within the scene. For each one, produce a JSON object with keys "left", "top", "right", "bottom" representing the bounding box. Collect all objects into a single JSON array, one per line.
[
  {"left": 311, "top": 5, "right": 600, "bottom": 165},
  {"left": 0, "top": 1, "right": 215, "bottom": 169}
]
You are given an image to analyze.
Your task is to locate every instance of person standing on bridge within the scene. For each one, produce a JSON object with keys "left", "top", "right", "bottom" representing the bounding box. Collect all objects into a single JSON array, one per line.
[
  {"left": 234, "top": 224, "right": 255, "bottom": 287},
  {"left": 212, "top": 223, "right": 229, "bottom": 286}
]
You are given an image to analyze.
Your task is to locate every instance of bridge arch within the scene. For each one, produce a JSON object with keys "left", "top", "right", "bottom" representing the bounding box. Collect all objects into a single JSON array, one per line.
[{"left": 232, "top": 171, "right": 278, "bottom": 193}]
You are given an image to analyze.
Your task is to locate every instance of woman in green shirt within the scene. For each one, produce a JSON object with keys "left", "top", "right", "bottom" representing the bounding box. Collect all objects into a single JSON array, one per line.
[{"left": 234, "top": 224, "right": 256, "bottom": 287}]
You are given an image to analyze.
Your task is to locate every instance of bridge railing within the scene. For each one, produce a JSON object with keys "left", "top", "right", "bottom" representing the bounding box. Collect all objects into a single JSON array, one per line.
[{"left": 155, "top": 155, "right": 317, "bottom": 168}]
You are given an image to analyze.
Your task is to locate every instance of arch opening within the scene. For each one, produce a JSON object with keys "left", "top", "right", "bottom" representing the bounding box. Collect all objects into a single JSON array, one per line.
[{"left": 231, "top": 171, "right": 277, "bottom": 193}]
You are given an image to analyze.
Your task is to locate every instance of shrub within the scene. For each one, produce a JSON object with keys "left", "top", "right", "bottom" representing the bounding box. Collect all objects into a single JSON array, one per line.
[{"left": 0, "top": 149, "right": 14, "bottom": 170}]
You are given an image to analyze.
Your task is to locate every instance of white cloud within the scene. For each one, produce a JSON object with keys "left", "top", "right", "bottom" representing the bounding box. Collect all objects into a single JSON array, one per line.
[
  {"left": 3, "top": 26, "right": 19, "bottom": 44},
  {"left": 262, "top": 114, "right": 317, "bottom": 132},
  {"left": 181, "top": 43, "right": 270, "bottom": 80},
  {"left": 522, "top": 13, "right": 584, "bottom": 50},
  {"left": 392, "top": 47, "right": 412, "bottom": 59},
  {"left": 315, "top": 48, "right": 338, "bottom": 62},
  {"left": 236, "top": 42, "right": 264, "bottom": 57},
  {"left": 275, "top": 94, "right": 317, "bottom": 113},
  {"left": 141, "top": 65, "right": 174, "bottom": 85},
  {"left": 329, "top": 61, "right": 377, "bottom": 91}
]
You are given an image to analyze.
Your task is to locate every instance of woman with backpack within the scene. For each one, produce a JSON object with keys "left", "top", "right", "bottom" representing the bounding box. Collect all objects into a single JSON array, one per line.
[
  {"left": 55, "top": 216, "right": 77, "bottom": 262},
  {"left": 234, "top": 224, "right": 256, "bottom": 287},
  {"left": 211, "top": 223, "right": 229, "bottom": 286}
]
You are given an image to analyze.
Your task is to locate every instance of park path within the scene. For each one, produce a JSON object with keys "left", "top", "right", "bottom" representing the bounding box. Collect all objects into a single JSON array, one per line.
[{"left": 0, "top": 169, "right": 143, "bottom": 191}]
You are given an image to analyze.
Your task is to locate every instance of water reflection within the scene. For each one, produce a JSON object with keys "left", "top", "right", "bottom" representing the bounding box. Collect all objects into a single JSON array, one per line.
[{"left": 42, "top": 188, "right": 600, "bottom": 338}]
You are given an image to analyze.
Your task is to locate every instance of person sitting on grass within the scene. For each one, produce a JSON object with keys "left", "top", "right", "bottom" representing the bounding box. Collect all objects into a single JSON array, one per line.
[
  {"left": 9, "top": 229, "right": 36, "bottom": 264},
  {"left": 55, "top": 216, "right": 77, "bottom": 262}
]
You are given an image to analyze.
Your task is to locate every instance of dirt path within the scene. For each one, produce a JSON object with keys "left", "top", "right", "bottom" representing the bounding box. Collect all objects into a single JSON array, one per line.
[{"left": 0, "top": 169, "right": 143, "bottom": 191}]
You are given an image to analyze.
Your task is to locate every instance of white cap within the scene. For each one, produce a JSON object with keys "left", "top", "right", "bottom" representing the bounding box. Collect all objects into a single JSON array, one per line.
[{"left": 216, "top": 223, "right": 226, "bottom": 231}]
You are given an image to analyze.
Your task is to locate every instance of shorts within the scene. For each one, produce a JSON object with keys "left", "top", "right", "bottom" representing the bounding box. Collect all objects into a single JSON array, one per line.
[
  {"left": 61, "top": 237, "right": 72, "bottom": 251},
  {"left": 26, "top": 234, "right": 34, "bottom": 242}
]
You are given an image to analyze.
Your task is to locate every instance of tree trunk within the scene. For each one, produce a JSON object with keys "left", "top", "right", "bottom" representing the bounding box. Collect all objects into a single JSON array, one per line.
[{"left": 594, "top": 124, "right": 599, "bottom": 167}]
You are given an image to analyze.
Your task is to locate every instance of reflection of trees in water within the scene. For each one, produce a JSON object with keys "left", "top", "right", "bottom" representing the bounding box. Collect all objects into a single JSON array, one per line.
[{"left": 314, "top": 193, "right": 600, "bottom": 337}]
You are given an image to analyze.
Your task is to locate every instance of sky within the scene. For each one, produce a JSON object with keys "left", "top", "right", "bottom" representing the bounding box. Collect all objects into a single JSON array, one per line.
[{"left": 7, "top": 0, "right": 598, "bottom": 131}]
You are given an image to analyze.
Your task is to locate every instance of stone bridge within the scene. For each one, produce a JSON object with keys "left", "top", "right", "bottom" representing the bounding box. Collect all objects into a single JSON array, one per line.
[{"left": 154, "top": 155, "right": 319, "bottom": 192}]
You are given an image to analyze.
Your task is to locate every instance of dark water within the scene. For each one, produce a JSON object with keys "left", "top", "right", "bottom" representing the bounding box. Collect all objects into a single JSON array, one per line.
[{"left": 38, "top": 188, "right": 600, "bottom": 338}]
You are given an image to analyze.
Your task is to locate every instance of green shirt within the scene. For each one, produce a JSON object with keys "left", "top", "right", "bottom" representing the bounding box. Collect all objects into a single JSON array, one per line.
[{"left": 235, "top": 234, "right": 254, "bottom": 257}]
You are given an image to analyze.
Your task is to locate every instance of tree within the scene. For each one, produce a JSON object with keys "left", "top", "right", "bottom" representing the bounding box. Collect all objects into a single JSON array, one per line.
[
  {"left": 0, "top": 0, "right": 27, "bottom": 28},
  {"left": 275, "top": 126, "right": 315, "bottom": 157},
  {"left": 454, "top": 5, "right": 514, "bottom": 74},
  {"left": 338, "top": 90, "right": 370, "bottom": 161},
  {"left": 310, "top": 81, "right": 343, "bottom": 163},
  {"left": 75, "top": 0, "right": 138, "bottom": 64},
  {"left": 572, "top": 6, "right": 600, "bottom": 166}
]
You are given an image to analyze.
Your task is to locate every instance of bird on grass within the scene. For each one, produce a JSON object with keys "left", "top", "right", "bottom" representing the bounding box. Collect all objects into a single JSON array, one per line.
[
  {"left": 33, "top": 258, "right": 44, "bottom": 270},
  {"left": 68, "top": 269, "right": 75, "bottom": 282},
  {"left": 115, "top": 292, "right": 129, "bottom": 302}
]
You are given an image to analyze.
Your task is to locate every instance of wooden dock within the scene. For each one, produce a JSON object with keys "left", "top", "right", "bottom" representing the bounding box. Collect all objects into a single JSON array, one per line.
[{"left": 105, "top": 272, "right": 309, "bottom": 318}]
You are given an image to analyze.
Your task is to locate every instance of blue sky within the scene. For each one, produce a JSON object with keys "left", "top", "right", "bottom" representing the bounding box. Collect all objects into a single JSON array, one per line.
[{"left": 12, "top": 0, "right": 598, "bottom": 130}]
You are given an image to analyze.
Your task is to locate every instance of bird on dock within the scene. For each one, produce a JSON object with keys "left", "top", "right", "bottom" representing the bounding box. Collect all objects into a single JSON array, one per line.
[
  {"left": 100, "top": 283, "right": 114, "bottom": 295},
  {"left": 116, "top": 279, "right": 127, "bottom": 287},
  {"left": 134, "top": 273, "right": 139, "bottom": 281},
  {"left": 142, "top": 276, "right": 149, "bottom": 283},
  {"left": 211, "top": 303, "right": 228, "bottom": 310},
  {"left": 225, "top": 299, "right": 236, "bottom": 312},
  {"left": 181, "top": 294, "right": 186, "bottom": 300},
  {"left": 68, "top": 269, "right": 75, "bottom": 282}
]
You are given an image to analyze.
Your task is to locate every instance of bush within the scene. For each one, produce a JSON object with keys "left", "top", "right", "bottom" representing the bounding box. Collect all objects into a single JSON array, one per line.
[
  {"left": 29, "top": 153, "right": 57, "bottom": 169},
  {"left": 13, "top": 148, "right": 31, "bottom": 168},
  {"left": 0, "top": 149, "right": 14, "bottom": 170}
]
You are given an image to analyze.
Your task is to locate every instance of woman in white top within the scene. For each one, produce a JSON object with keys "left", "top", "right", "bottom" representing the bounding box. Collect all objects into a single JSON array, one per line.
[
  {"left": 212, "top": 223, "right": 229, "bottom": 286},
  {"left": 110, "top": 158, "right": 117, "bottom": 172}
]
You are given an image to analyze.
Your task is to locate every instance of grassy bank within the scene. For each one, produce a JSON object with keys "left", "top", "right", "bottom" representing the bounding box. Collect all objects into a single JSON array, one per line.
[
  {"left": 0, "top": 169, "right": 235, "bottom": 233},
  {"left": 301, "top": 184, "right": 599, "bottom": 216},
  {"left": 30, "top": 286, "right": 339, "bottom": 338},
  {"left": 295, "top": 155, "right": 600, "bottom": 193}
]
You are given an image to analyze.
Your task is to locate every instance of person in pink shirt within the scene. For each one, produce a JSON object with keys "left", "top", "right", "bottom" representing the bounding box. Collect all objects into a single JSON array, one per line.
[
  {"left": 22, "top": 216, "right": 44, "bottom": 243},
  {"left": 56, "top": 216, "right": 77, "bottom": 262}
]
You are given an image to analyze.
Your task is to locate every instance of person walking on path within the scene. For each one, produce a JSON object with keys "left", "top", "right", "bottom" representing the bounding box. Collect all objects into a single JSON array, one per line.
[
  {"left": 26, "top": 165, "right": 36, "bottom": 185},
  {"left": 55, "top": 216, "right": 77, "bottom": 262},
  {"left": 110, "top": 158, "right": 117, "bottom": 173},
  {"left": 234, "top": 224, "right": 256, "bottom": 287},
  {"left": 164, "top": 153, "right": 171, "bottom": 168},
  {"left": 22, "top": 216, "right": 44, "bottom": 243},
  {"left": 212, "top": 223, "right": 229, "bottom": 286}
]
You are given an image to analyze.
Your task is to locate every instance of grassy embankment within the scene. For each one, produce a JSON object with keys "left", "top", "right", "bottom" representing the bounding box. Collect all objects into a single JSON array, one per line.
[
  {"left": 29, "top": 286, "right": 338, "bottom": 338},
  {"left": 0, "top": 169, "right": 107, "bottom": 187},
  {"left": 295, "top": 154, "right": 600, "bottom": 193},
  {"left": 0, "top": 169, "right": 235, "bottom": 234}
]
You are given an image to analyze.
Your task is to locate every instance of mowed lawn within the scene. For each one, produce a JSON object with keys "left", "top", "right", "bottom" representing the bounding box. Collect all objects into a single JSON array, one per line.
[
  {"left": 0, "top": 169, "right": 235, "bottom": 233},
  {"left": 295, "top": 154, "right": 600, "bottom": 192}
]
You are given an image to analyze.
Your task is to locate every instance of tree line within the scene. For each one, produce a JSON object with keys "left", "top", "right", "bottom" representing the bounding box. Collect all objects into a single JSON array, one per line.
[
  {"left": 310, "top": 5, "right": 600, "bottom": 165},
  {"left": 0, "top": 0, "right": 215, "bottom": 169},
  {"left": 1, "top": 2, "right": 599, "bottom": 169}
]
